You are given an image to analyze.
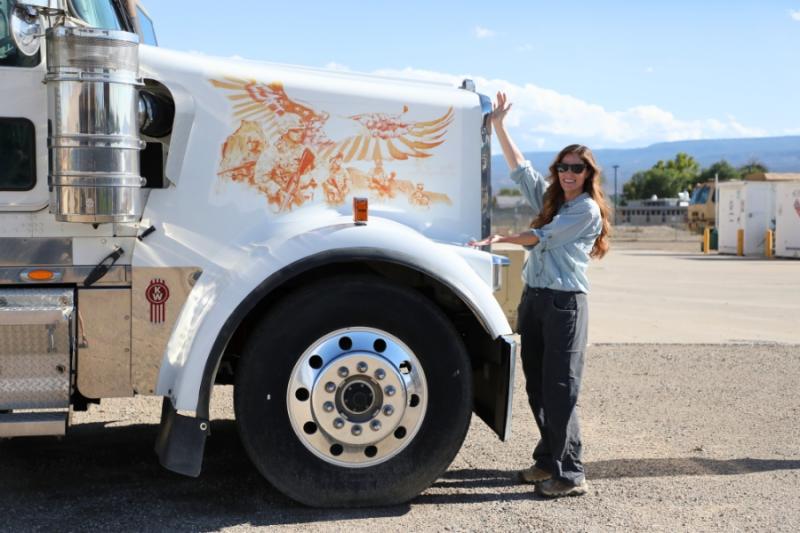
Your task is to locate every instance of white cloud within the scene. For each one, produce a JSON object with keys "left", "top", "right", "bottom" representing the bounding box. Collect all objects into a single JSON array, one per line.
[
  {"left": 790, "top": 9, "right": 800, "bottom": 21},
  {"left": 324, "top": 62, "right": 351, "bottom": 72},
  {"left": 371, "top": 67, "right": 766, "bottom": 150},
  {"left": 475, "top": 26, "right": 495, "bottom": 39},
  {"left": 520, "top": 134, "right": 547, "bottom": 149},
  {"left": 644, "top": 66, "right": 655, "bottom": 73}
]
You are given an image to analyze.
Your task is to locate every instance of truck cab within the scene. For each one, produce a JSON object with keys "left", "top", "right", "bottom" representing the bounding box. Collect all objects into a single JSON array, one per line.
[
  {"left": 688, "top": 181, "right": 716, "bottom": 232},
  {"left": 0, "top": 0, "right": 515, "bottom": 507}
]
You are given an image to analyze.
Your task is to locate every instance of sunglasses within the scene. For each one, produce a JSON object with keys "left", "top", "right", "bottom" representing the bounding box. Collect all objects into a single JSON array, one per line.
[{"left": 556, "top": 163, "right": 587, "bottom": 174}]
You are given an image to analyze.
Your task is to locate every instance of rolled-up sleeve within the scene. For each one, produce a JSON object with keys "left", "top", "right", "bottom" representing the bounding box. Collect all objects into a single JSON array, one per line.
[
  {"left": 530, "top": 200, "right": 601, "bottom": 251},
  {"left": 510, "top": 161, "right": 547, "bottom": 216}
]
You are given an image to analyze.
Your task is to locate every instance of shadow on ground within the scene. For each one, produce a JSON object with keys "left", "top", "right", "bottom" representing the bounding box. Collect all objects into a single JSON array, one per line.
[
  {"left": 0, "top": 420, "right": 408, "bottom": 529},
  {"left": 4, "top": 419, "right": 798, "bottom": 526},
  {"left": 429, "top": 457, "right": 800, "bottom": 494},
  {"left": 416, "top": 457, "right": 800, "bottom": 504}
]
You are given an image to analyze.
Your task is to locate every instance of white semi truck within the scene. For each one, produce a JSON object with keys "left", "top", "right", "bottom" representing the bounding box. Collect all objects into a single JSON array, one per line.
[{"left": 0, "top": 0, "right": 516, "bottom": 507}]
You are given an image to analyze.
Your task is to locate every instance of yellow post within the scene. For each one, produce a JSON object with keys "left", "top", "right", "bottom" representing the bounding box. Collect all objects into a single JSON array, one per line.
[
  {"left": 737, "top": 229, "right": 744, "bottom": 256},
  {"left": 765, "top": 230, "right": 774, "bottom": 258},
  {"left": 703, "top": 227, "right": 711, "bottom": 254}
]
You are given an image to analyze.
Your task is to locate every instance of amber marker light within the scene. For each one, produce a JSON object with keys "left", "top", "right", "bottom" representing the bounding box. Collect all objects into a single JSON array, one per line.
[
  {"left": 21, "top": 269, "right": 58, "bottom": 282},
  {"left": 353, "top": 197, "right": 368, "bottom": 225}
]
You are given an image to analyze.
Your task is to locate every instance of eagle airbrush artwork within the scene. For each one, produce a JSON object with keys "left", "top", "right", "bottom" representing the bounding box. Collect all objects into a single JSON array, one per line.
[{"left": 211, "top": 77, "right": 455, "bottom": 213}]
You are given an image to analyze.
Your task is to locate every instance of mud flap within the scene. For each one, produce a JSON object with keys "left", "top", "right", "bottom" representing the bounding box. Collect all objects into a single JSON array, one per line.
[
  {"left": 154, "top": 397, "right": 210, "bottom": 477},
  {"left": 472, "top": 335, "right": 516, "bottom": 441}
]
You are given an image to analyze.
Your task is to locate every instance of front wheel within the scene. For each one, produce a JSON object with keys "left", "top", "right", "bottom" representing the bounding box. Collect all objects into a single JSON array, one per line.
[{"left": 234, "top": 277, "right": 472, "bottom": 507}]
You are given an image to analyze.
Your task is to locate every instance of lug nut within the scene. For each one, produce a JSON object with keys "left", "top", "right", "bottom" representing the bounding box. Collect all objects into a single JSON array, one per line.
[
  {"left": 351, "top": 425, "right": 362, "bottom": 436},
  {"left": 383, "top": 405, "right": 394, "bottom": 416},
  {"left": 357, "top": 361, "right": 368, "bottom": 373},
  {"left": 323, "top": 401, "right": 335, "bottom": 412},
  {"left": 333, "top": 418, "right": 345, "bottom": 429},
  {"left": 338, "top": 366, "right": 349, "bottom": 378},
  {"left": 385, "top": 385, "right": 396, "bottom": 397},
  {"left": 374, "top": 368, "right": 386, "bottom": 380},
  {"left": 370, "top": 420, "right": 382, "bottom": 431},
  {"left": 325, "top": 381, "right": 336, "bottom": 393}
]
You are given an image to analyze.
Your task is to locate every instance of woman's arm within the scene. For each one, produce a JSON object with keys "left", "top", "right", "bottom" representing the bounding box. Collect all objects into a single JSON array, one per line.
[
  {"left": 492, "top": 92, "right": 547, "bottom": 215},
  {"left": 469, "top": 232, "right": 540, "bottom": 247},
  {"left": 492, "top": 92, "right": 525, "bottom": 170}
]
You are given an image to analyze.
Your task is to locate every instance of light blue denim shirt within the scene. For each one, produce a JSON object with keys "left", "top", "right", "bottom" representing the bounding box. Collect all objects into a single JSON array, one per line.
[{"left": 510, "top": 161, "right": 602, "bottom": 293}]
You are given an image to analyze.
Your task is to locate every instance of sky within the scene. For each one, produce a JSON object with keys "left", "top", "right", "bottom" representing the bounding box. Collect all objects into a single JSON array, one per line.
[{"left": 143, "top": 0, "right": 800, "bottom": 152}]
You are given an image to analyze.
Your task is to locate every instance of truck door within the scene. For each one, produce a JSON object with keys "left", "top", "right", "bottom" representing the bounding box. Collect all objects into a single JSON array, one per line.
[{"left": 0, "top": 0, "right": 48, "bottom": 211}]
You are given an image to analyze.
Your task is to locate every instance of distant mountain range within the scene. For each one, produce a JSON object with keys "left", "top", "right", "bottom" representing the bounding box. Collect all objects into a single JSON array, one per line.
[{"left": 491, "top": 136, "right": 800, "bottom": 194}]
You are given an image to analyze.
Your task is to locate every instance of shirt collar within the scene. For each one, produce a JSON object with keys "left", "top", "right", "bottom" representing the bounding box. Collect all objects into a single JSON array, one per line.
[{"left": 564, "top": 192, "right": 590, "bottom": 207}]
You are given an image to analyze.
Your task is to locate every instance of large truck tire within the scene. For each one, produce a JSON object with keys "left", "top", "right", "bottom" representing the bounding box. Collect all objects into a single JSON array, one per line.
[{"left": 234, "top": 276, "right": 472, "bottom": 507}]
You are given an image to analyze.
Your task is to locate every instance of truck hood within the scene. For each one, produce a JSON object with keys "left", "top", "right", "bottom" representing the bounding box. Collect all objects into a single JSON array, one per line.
[{"left": 137, "top": 45, "right": 485, "bottom": 244}]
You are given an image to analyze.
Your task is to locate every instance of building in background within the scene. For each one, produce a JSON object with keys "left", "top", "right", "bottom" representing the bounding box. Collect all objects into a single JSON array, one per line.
[{"left": 617, "top": 194, "right": 689, "bottom": 226}]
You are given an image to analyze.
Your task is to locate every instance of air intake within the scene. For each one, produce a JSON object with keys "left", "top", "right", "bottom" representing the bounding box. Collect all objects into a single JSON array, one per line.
[{"left": 46, "top": 26, "right": 145, "bottom": 223}]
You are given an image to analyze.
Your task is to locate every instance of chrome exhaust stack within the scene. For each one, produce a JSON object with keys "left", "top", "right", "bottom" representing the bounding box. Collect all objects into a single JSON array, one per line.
[{"left": 46, "top": 26, "right": 145, "bottom": 223}]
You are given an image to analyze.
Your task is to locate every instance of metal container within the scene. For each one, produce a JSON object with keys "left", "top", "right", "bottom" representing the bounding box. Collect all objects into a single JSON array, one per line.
[
  {"left": 717, "top": 181, "right": 776, "bottom": 256},
  {"left": 45, "top": 26, "right": 145, "bottom": 223},
  {"left": 775, "top": 181, "right": 800, "bottom": 258}
]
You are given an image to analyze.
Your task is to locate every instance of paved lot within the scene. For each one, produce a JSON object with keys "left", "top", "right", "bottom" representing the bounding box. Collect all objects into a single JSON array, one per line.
[
  {"left": 2, "top": 243, "right": 799, "bottom": 531},
  {"left": 588, "top": 248, "right": 800, "bottom": 344}
]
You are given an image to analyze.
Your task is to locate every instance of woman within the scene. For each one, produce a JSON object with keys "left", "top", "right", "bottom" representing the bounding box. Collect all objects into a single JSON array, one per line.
[{"left": 472, "top": 92, "right": 610, "bottom": 498}]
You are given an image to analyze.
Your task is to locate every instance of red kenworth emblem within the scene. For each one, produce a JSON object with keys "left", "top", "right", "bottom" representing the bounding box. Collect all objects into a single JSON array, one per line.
[{"left": 145, "top": 278, "right": 170, "bottom": 324}]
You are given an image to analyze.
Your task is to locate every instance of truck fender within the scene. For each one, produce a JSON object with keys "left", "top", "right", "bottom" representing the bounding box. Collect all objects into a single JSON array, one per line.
[
  {"left": 156, "top": 216, "right": 510, "bottom": 411},
  {"left": 153, "top": 217, "right": 514, "bottom": 475}
]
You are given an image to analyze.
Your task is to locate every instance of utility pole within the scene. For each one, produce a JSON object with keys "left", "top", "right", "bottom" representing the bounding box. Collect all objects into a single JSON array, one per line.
[{"left": 613, "top": 164, "right": 619, "bottom": 226}]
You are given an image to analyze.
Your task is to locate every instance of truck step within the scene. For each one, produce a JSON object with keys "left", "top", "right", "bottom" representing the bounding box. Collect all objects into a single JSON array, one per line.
[
  {"left": 0, "top": 288, "right": 74, "bottom": 411},
  {"left": 0, "top": 411, "right": 67, "bottom": 438}
]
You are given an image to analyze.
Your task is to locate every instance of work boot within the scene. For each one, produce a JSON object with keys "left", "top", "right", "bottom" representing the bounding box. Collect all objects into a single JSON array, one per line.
[
  {"left": 517, "top": 465, "right": 551, "bottom": 484},
  {"left": 535, "top": 478, "right": 588, "bottom": 498}
]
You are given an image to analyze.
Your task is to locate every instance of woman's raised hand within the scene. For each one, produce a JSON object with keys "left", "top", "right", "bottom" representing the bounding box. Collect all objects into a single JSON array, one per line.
[{"left": 491, "top": 91, "right": 512, "bottom": 127}]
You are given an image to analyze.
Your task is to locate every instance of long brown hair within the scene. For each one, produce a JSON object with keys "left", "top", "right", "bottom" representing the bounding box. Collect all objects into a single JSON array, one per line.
[{"left": 531, "top": 144, "right": 611, "bottom": 258}]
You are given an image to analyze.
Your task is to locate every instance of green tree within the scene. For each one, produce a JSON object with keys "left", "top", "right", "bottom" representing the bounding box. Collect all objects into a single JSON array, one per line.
[
  {"left": 623, "top": 152, "right": 700, "bottom": 199},
  {"left": 695, "top": 160, "right": 741, "bottom": 185},
  {"left": 738, "top": 159, "right": 768, "bottom": 179},
  {"left": 661, "top": 152, "right": 701, "bottom": 176},
  {"left": 622, "top": 172, "right": 645, "bottom": 199}
]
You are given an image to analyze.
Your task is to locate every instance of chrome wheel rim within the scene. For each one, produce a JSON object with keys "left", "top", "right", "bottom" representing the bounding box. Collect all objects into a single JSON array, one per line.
[{"left": 286, "top": 327, "right": 428, "bottom": 468}]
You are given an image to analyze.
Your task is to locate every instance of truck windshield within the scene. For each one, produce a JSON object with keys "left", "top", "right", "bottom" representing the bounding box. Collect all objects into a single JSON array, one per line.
[
  {"left": 690, "top": 186, "right": 710, "bottom": 205},
  {"left": 70, "top": 0, "right": 123, "bottom": 30}
]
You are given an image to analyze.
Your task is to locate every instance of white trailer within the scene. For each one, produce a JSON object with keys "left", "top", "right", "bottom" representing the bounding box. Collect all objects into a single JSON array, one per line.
[
  {"left": 716, "top": 181, "right": 775, "bottom": 256},
  {"left": 775, "top": 181, "right": 800, "bottom": 258},
  {"left": 0, "top": 0, "right": 516, "bottom": 507}
]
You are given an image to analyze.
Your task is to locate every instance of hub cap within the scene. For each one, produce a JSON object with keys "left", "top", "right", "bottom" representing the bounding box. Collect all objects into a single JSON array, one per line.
[{"left": 287, "top": 328, "right": 428, "bottom": 468}]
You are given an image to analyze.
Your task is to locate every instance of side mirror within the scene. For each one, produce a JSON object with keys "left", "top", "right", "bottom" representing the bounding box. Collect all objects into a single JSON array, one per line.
[{"left": 10, "top": 3, "right": 43, "bottom": 57}]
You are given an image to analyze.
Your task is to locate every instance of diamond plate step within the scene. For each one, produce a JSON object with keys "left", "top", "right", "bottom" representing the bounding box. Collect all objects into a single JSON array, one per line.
[{"left": 0, "top": 288, "right": 74, "bottom": 410}]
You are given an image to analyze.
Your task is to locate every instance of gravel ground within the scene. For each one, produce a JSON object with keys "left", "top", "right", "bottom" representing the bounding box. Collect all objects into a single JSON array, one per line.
[{"left": 2, "top": 343, "right": 798, "bottom": 532}]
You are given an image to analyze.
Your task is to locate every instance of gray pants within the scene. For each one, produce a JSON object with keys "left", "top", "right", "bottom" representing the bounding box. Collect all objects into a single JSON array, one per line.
[{"left": 517, "top": 286, "right": 588, "bottom": 485}]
